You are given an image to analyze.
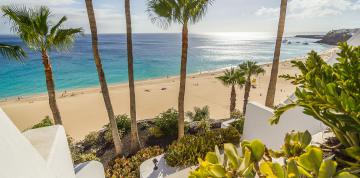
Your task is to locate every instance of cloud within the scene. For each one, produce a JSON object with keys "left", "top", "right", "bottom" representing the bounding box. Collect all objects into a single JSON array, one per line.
[
  {"left": 255, "top": 0, "right": 360, "bottom": 18},
  {"left": 0, "top": 0, "right": 77, "bottom": 6},
  {"left": 255, "top": 7, "right": 279, "bottom": 16},
  {"left": 0, "top": 0, "right": 128, "bottom": 33}
]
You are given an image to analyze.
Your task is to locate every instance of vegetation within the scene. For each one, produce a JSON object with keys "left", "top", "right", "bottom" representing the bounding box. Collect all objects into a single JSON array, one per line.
[
  {"left": 265, "top": 0, "right": 288, "bottom": 107},
  {"left": 105, "top": 146, "right": 164, "bottom": 178},
  {"left": 2, "top": 6, "right": 83, "bottom": 125},
  {"left": 186, "top": 105, "right": 210, "bottom": 122},
  {"left": 0, "top": 43, "right": 26, "bottom": 60},
  {"left": 238, "top": 61, "right": 265, "bottom": 114},
  {"left": 216, "top": 68, "right": 245, "bottom": 116},
  {"left": 150, "top": 108, "right": 179, "bottom": 138},
  {"left": 84, "top": 0, "right": 122, "bottom": 155},
  {"left": 271, "top": 43, "right": 360, "bottom": 149},
  {"left": 31, "top": 116, "right": 54, "bottom": 129},
  {"left": 189, "top": 131, "right": 357, "bottom": 178},
  {"left": 147, "top": 0, "right": 214, "bottom": 140},
  {"left": 186, "top": 106, "right": 211, "bottom": 133},
  {"left": 165, "top": 127, "right": 240, "bottom": 167}
]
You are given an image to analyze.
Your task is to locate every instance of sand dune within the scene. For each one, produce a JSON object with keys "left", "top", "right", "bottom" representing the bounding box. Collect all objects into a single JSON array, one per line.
[{"left": 0, "top": 48, "right": 336, "bottom": 140}]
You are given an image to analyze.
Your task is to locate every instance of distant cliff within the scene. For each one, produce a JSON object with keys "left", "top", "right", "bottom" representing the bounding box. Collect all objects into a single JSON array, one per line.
[{"left": 296, "top": 28, "right": 359, "bottom": 45}]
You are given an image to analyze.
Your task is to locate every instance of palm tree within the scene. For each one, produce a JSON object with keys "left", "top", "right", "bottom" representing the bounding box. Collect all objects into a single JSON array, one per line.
[
  {"left": 238, "top": 61, "right": 265, "bottom": 115},
  {"left": 0, "top": 43, "right": 26, "bottom": 60},
  {"left": 147, "top": 0, "right": 214, "bottom": 139},
  {"left": 124, "top": 0, "right": 141, "bottom": 153},
  {"left": 216, "top": 68, "right": 245, "bottom": 117},
  {"left": 84, "top": 0, "right": 123, "bottom": 155},
  {"left": 265, "top": 0, "right": 288, "bottom": 108},
  {"left": 2, "top": 6, "right": 82, "bottom": 125}
]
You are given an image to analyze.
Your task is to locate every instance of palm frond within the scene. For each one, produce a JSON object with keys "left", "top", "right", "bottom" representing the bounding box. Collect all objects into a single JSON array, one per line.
[
  {"left": 48, "top": 28, "right": 83, "bottom": 51},
  {"left": 216, "top": 68, "right": 245, "bottom": 87},
  {"left": 0, "top": 43, "right": 26, "bottom": 61},
  {"left": 2, "top": 5, "right": 82, "bottom": 52},
  {"left": 146, "top": 0, "right": 214, "bottom": 28}
]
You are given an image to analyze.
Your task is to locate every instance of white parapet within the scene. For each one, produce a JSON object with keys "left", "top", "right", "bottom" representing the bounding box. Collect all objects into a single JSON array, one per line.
[
  {"left": 75, "top": 161, "right": 105, "bottom": 178},
  {"left": 0, "top": 107, "right": 105, "bottom": 178},
  {"left": 23, "top": 125, "right": 76, "bottom": 178},
  {"left": 0, "top": 108, "right": 56, "bottom": 178},
  {"left": 242, "top": 102, "right": 324, "bottom": 149}
]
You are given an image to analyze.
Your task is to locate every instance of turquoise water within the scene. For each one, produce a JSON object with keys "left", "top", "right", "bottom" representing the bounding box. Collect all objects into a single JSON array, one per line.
[{"left": 0, "top": 33, "right": 329, "bottom": 98}]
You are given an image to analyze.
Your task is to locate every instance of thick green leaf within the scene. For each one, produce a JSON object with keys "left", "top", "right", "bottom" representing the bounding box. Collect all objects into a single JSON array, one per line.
[
  {"left": 224, "top": 143, "right": 239, "bottom": 169},
  {"left": 344, "top": 147, "right": 360, "bottom": 161},
  {"left": 205, "top": 152, "right": 219, "bottom": 164},
  {"left": 318, "top": 159, "right": 337, "bottom": 178},
  {"left": 250, "top": 140, "right": 265, "bottom": 162},
  {"left": 287, "top": 159, "right": 299, "bottom": 178},
  {"left": 208, "top": 164, "right": 226, "bottom": 177},
  {"left": 334, "top": 172, "right": 358, "bottom": 178},
  {"left": 297, "top": 147, "right": 323, "bottom": 173}
]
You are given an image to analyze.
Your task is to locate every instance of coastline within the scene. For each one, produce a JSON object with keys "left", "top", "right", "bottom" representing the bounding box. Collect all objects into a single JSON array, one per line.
[{"left": 0, "top": 48, "right": 337, "bottom": 140}]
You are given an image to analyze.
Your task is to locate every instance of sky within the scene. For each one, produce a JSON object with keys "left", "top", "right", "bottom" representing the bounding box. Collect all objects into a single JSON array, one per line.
[{"left": 0, "top": 0, "right": 359, "bottom": 35}]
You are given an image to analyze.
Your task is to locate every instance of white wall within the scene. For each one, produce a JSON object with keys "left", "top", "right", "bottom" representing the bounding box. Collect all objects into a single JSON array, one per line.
[
  {"left": 0, "top": 108, "right": 56, "bottom": 178},
  {"left": 24, "top": 126, "right": 76, "bottom": 178},
  {"left": 242, "top": 102, "right": 324, "bottom": 149}
]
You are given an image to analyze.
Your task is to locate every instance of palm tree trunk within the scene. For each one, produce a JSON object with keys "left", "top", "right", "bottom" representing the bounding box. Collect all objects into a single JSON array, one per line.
[
  {"left": 230, "top": 85, "right": 236, "bottom": 117},
  {"left": 265, "top": 0, "right": 288, "bottom": 108},
  {"left": 85, "top": 0, "right": 122, "bottom": 155},
  {"left": 41, "top": 49, "right": 62, "bottom": 125},
  {"left": 178, "top": 23, "right": 189, "bottom": 140},
  {"left": 125, "top": 0, "right": 140, "bottom": 153},
  {"left": 243, "top": 76, "right": 251, "bottom": 115}
]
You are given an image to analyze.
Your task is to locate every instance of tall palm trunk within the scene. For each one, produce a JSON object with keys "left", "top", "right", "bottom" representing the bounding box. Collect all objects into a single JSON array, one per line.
[
  {"left": 243, "top": 76, "right": 251, "bottom": 115},
  {"left": 265, "top": 0, "right": 288, "bottom": 108},
  {"left": 230, "top": 85, "right": 236, "bottom": 116},
  {"left": 85, "top": 0, "right": 122, "bottom": 155},
  {"left": 178, "top": 23, "right": 188, "bottom": 140},
  {"left": 125, "top": 0, "right": 140, "bottom": 153},
  {"left": 41, "top": 49, "right": 62, "bottom": 125}
]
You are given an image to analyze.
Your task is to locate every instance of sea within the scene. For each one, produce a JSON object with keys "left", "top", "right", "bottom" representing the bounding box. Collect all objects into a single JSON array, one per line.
[{"left": 0, "top": 32, "right": 330, "bottom": 99}]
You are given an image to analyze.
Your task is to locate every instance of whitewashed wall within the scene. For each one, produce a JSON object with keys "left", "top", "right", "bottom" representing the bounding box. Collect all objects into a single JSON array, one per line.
[
  {"left": 242, "top": 102, "right": 324, "bottom": 149},
  {"left": 0, "top": 108, "right": 56, "bottom": 178}
]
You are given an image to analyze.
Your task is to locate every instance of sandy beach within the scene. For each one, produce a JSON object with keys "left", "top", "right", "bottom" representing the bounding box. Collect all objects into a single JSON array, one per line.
[{"left": 0, "top": 48, "right": 336, "bottom": 140}]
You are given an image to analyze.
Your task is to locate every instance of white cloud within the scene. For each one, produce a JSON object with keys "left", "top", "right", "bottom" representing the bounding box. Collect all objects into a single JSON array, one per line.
[
  {"left": 256, "top": 0, "right": 360, "bottom": 18},
  {"left": 0, "top": 0, "right": 77, "bottom": 6},
  {"left": 255, "top": 7, "right": 279, "bottom": 16}
]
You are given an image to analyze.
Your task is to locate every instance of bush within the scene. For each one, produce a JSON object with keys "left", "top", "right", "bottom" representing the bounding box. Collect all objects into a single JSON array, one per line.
[
  {"left": 272, "top": 43, "right": 360, "bottom": 149},
  {"left": 115, "top": 114, "right": 131, "bottom": 135},
  {"left": 106, "top": 146, "right": 164, "bottom": 178},
  {"left": 190, "top": 131, "right": 357, "bottom": 178},
  {"left": 152, "top": 108, "right": 178, "bottom": 137},
  {"left": 230, "top": 118, "right": 244, "bottom": 134},
  {"left": 82, "top": 131, "right": 99, "bottom": 149},
  {"left": 165, "top": 127, "right": 240, "bottom": 167},
  {"left": 31, "top": 116, "right": 54, "bottom": 129},
  {"left": 186, "top": 105, "right": 210, "bottom": 121}
]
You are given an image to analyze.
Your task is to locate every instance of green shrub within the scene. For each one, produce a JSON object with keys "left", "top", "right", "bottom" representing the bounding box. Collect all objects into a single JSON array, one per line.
[
  {"left": 106, "top": 146, "right": 164, "bottom": 178},
  {"left": 165, "top": 127, "right": 240, "bottom": 167},
  {"left": 153, "top": 108, "right": 178, "bottom": 137},
  {"left": 186, "top": 105, "right": 210, "bottom": 121},
  {"left": 219, "top": 126, "right": 241, "bottom": 144},
  {"left": 82, "top": 131, "right": 99, "bottom": 149},
  {"left": 115, "top": 114, "right": 131, "bottom": 135},
  {"left": 272, "top": 43, "right": 360, "bottom": 149},
  {"left": 31, "top": 116, "right": 54, "bottom": 129},
  {"left": 230, "top": 118, "right": 244, "bottom": 134},
  {"left": 230, "top": 109, "right": 243, "bottom": 120},
  {"left": 102, "top": 114, "right": 129, "bottom": 143},
  {"left": 149, "top": 127, "right": 163, "bottom": 138},
  {"left": 189, "top": 131, "right": 357, "bottom": 178}
]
